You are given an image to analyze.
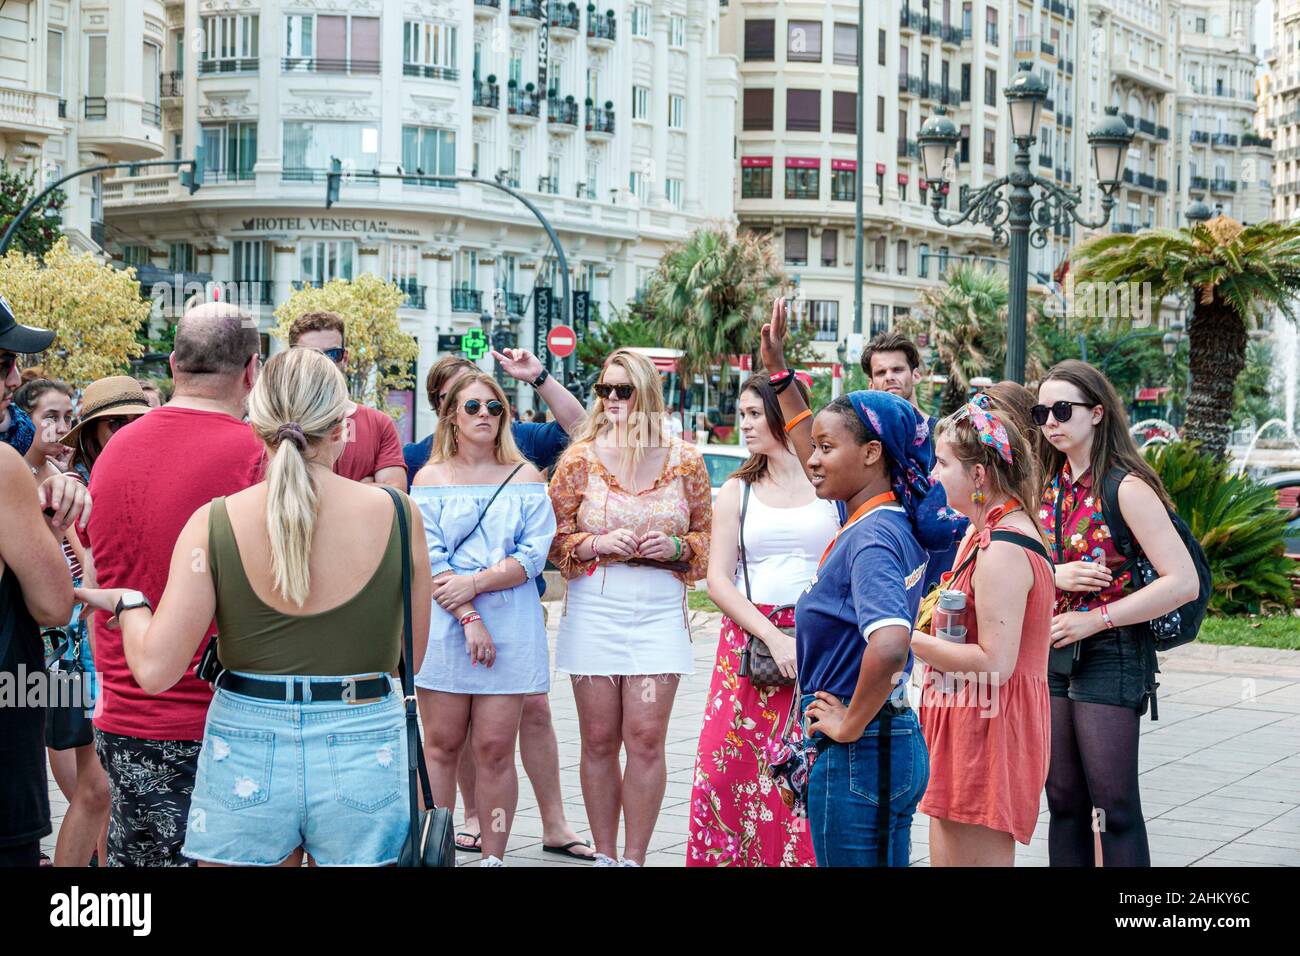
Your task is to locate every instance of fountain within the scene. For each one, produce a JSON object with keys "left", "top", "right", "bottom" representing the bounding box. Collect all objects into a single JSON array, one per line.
[
  {"left": 1233, "top": 418, "right": 1300, "bottom": 478},
  {"left": 1130, "top": 418, "right": 1179, "bottom": 449}
]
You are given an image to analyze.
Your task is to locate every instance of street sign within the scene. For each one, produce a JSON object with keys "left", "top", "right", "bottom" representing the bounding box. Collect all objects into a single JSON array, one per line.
[
  {"left": 461, "top": 327, "right": 488, "bottom": 360},
  {"left": 534, "top": 286, "right": 553, "bottom": 365},
  {"left": 547, "top": 324, "right": 577, "bottom": 359},
  {"left": 437, "top": 333, "right": 462, "bottom": 352},
  {"left": 573, "top": 290, "right": 591, "bottom": 333}
]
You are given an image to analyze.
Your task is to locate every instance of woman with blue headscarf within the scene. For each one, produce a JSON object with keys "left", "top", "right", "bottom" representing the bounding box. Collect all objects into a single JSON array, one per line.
[{"left": 759, "top": 301, "right": 953, "bottom": 866}]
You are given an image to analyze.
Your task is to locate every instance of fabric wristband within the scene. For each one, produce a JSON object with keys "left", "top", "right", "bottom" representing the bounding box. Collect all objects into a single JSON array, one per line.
[
  {"left": 1099, "top": 603, "right": 1115, "bottom": 629},
  {"left": 784, "top": 408, "right": 813, "bottom": 433}
]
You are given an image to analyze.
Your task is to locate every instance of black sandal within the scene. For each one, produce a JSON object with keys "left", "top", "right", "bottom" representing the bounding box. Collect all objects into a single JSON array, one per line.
[
  {"left": 543, "top": 840, "right": 595, "bottom": 860},
  {"left": 454, "top": 831, "right": 482, "bottom": 853}
]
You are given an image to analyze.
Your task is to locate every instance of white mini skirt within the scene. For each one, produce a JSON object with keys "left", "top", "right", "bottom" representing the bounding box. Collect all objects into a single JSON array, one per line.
[{"left": 555, "top": 562, "right": 694, "bottom": 677}]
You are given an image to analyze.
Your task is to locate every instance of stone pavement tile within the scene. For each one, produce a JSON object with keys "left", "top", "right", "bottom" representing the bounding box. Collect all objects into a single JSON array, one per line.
[
  {"left": 1256, "top": 808, "right": 1300, "bottom": 833},
  {"left": 1145, "top": 816, "right": 1255, "bottom": 843},
  {"left": 1189, "top": 857, "right": 1272, "bottom": 867},
  {"left": 1190, "top": 843, "right": 1299, "bottom": 866},
  {"left": 1208, "top": 784, "right": 1300, "bottom": 807},
  {"left": 1166, "top": 794, "right": 1293, "bottom": 824},
  {"left": 1160, "top": 676, "right": 1296, "bottom": 707},
  {"left": 1234, "top": 827, "right": 1300, "bottom": 851}
]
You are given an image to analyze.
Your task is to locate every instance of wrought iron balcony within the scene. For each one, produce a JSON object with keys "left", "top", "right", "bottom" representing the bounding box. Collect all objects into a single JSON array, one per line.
[
  {"left": 404, "top": 63, "right": 458, "bottom": 80},
  {"left": 396, "top": 283, "right": 426, "bottom": 309},
  {"left": 282, "top": 58, "right": 380, "bottom": 75},
  {"left": 548, "top": 97, "right": 579, "bottom": 126},
  {"left": 507, "top": 88, "right": 540, "bottom": 117},
  {"left": 230, "top": 280, "right": 273, "bottom": 306},
  {"left": 474, "top": 79, "right": 500, "bottom": 109},
  {"left": 1211, "top": 132, "right": 1238, "bottom": 147},
  {"left": 510, "top": 0, "right": 543, "bottom": 21},
  {"left": 142, "top": 102, "right": 161, "bottom": 127},
  {"left": 550, "top": 3, "right": 580, "bottom": 30},
  {"left": 200, "top": 57, "right": 259, "bottom": 74},
  {"left": 586, "top": 104, "right": 615, "bottom": 134},
  {"left": 1190, "top": 130, "right": 1210, "bottom": 144},
  {"left": 1209, "top": 178, "right": 1237, "bottom": 193},
  {"left": 897, "top": 137, "right": 919, "bottom": 159},
  {"left": 452, "top": 288, "right": 483, "bottom": 312},
  {"left": 161, "top": 71, "right": 183, "bottom": 97},
  {"left": 588, "top": 11, "right": 616, "bottom": 42},
  {"left": 84, "top": 96, "right": 106, "bottom": 119}
]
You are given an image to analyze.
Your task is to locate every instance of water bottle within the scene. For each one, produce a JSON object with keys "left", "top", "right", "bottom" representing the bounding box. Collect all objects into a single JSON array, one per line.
[{"left": 933, "top": 589, "right": 968, "bottom": 695}]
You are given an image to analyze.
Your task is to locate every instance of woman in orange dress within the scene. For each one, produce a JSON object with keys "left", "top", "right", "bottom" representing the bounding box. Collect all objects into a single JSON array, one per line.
[{"left": 912, "top": 398, "right": 1054, "bottom": 866}]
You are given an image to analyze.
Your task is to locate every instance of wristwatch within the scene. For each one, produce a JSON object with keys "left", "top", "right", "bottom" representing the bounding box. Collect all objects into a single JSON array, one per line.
[
  {"left": 531, "top": 367, "right": 549, "bottom": 388},
  {"left": 114, "top": 591, "right": 152, "bottom": 618}
]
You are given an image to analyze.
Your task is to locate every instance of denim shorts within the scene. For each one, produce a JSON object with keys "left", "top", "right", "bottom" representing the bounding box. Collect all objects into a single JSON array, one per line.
[
  {"left": 802, "top": 694, "right": 930, "bottom": 867},
  {"left": 181, "top": 672, "right": 409, "bottom": 867},
  {"left": 1047, "top": 627, "right": 1157, "bottom": 714}
]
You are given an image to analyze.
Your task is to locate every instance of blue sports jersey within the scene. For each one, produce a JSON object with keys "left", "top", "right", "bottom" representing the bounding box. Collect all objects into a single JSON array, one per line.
[
  {"left": 402, "top": 419, "right": 569, "bottom": 489},
  {"left": 794, "top": 505, "right": 929, "bottom": 702}
]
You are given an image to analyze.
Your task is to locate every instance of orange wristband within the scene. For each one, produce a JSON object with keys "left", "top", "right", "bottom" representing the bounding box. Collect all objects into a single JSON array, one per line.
[{"left": 784, "top": 409, "right": 813, "bottom": 433}]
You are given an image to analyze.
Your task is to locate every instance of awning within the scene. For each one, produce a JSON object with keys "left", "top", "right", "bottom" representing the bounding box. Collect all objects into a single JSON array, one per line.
[
  {"left": 786, "top": 156, "right": 820, "bottom": 169},
  {"left": 831, "top": 159, "right": 857, "bottom": 171},
  {"left": 1135, "top": 387, "right": 1171, "bottom": 402},
  {"left": 741, "top": 155, "right": 772, "bottom": 168},
  {"left": 898, "top": 173, "right": 909, "bottom": 185},
  {"left": 875, "top": 162, "right": 887, "bottom": 175},
  {"left": 650, "top": 356, "right": 677, "bottom": 372}
]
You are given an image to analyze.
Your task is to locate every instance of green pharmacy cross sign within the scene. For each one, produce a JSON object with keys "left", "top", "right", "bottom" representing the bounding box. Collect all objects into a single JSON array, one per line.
[{"left": 461, "top": 327, "right": 489, "bottom": 360}]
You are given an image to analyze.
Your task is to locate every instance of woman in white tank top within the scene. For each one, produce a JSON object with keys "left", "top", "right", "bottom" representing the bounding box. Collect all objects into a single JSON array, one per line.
[{"left": 686, "top": 378, "right": 839, "bottom": 867}]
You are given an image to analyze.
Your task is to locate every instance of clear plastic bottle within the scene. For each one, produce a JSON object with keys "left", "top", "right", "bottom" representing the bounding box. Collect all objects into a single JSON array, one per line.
[{"left": 933, "top": 589, "right": 968, "bottom": 695}]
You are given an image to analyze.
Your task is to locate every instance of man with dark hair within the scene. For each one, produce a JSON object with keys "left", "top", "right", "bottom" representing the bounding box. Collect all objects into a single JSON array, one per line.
[
  {"left": 287, "top": 310, "right": 406, "bottom": 491},
  {"left": 861, "top": 331, "right": 924, "bottom": 407},
  {"left": 86, "top": 301, "right": 264, "bottom": 866},
  {"left": 862, "top": 329, "right": 963, "bottom": 592},
  {"left": 402, "top": 349, "right": 586, "bottom": 483}
]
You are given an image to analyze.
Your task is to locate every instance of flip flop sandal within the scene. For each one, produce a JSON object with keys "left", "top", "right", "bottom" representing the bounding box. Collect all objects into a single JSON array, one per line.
[
  {"left": 543, "top": 840, "right": 595, "bottom": 860},
  {"left": 454, "top": 831, "right": 482, "bottom": 853}
]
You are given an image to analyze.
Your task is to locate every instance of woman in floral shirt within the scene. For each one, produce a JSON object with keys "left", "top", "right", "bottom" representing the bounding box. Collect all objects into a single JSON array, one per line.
[
  {"left": 1035, "top": 360, "right": 1199, "bottom": 867},
  {"left": 548, "top": 349, "right": 712, "bottom": 867}
]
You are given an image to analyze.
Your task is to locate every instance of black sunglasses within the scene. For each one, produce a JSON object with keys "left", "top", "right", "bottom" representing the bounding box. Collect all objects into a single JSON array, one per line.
[
  {"left": 594, "top": 383, "right": 635, "bottom": 400},
  {"left": 1031, "top": 401, "right": 1096, "bottom": 426},
  {"left": 315, "top": 347, "right": 346, "bottom": 364},
  {"left": 463, "top": 399, "right": 505, "bottom": 417}
]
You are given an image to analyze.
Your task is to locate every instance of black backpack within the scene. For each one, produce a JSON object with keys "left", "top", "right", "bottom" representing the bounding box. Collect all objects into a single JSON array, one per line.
[{"left": 1098, "top": 466, "right": 1212, "bottom": 652}]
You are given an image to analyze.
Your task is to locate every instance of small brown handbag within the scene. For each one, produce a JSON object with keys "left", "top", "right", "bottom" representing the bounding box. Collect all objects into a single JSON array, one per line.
[{"left": 737, "top": 481, "right": 797, "bottom": 688}]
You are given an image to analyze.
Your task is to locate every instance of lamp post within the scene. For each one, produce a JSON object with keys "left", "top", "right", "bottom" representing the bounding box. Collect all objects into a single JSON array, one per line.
[
  {"left": 917, "top": 62, "right": 1133, "bottom": 384},
  {"left": 1185, "top": 199, "right": 1213, "bottom": 226}
]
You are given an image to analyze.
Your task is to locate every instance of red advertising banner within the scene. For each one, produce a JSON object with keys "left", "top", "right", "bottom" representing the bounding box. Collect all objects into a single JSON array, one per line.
[
  {"left": 785, "top": 156, "right": 820, "bottom": 168},
  {"left": 741, "top": 155, "right": 772, "bottom": 168},
  {"left": 831, "top": 159, "right": 858, "bottom": 171}
]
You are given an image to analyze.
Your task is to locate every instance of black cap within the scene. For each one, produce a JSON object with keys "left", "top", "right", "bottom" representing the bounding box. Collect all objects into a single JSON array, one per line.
[{"left": 0, "top": 292, "right": 55, "bottom": 354}]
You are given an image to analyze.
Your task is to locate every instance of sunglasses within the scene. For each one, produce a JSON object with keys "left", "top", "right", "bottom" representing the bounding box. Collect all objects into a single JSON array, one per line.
[
  {"left": 1030, "top": 401, "right": 1096, "bottom": 426},
  {"left": 594, "top": 383, "right": 635, "bottom": 400},
  {"left": 463, "top": 399, "right": 505, "bottom": 417},
  {"left": 315, "top": 347, "right": 346, "bottom": 364}
]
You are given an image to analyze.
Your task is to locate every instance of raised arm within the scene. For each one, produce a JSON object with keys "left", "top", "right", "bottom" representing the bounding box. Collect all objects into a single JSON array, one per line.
[
  {"left": 493, "top": 347, "right": 586, "bottom": 434},
  {"left": 0, "top": 445, "right": 74, "bottom": 626},
  {"left": 759, "top": 298, "right": 814, "bottom": 473}
]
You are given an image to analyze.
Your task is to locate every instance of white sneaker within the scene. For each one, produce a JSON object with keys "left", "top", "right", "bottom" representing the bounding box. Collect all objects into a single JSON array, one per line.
[
  {"left": 481, "top": 855, "right": 506, "bottom": 867},
  {"left": 593, "top": 853, "right": 619, "bottom": 867},
  {"left": 618, "top": 857, "right": 640, "bottom": 867}
]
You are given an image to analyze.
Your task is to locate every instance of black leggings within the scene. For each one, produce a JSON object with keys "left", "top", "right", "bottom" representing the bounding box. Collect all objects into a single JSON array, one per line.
[{"left": 1046, "top": 696, "right": 1150, "bottom": 867}]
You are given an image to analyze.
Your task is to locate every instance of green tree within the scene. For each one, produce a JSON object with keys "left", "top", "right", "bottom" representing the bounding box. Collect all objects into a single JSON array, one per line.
[
  {"left": 1230, "top": 340, "right": 1283, "bottom": 430},
  {"left": 644, "top": 224, "right": 785, "bottom": 410},
  {"left": 575, "top": 301, "right": 659, "bottom": 367},
  {"left": 273, "top": 274, "right": 419, "bottom": 418},
  {"left": 1072, "top": 217, "right": 1300, "bottom": 458},
  {"left": 0, "top": 168, "right": 65, "bottom": 258}
]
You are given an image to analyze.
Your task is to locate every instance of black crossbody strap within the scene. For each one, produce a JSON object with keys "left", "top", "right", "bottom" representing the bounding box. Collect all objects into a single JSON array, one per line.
[
  {"left": 1053, "top": 474, "right": 1065, "bottom": 565},
  {"left": 448, "top": 462, "right": 527, "bottom": 561},
  {"left": 739, "top": 480, "right": 752, "bottom": 603},
  {"left": 950, "top": 528, "right": 1054, "bottom": 583},
  {"left": 383, "top": 487, "right": 434, "bottom": 816}
]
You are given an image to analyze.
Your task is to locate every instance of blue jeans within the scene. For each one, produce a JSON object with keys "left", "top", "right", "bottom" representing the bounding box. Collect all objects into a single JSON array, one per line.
[{"left": 802, "top": 694, "right": 929, "bottom": 867}]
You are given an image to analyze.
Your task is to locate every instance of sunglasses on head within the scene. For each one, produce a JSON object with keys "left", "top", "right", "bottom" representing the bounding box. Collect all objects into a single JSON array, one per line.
[
  {"left": 594, "top": 383, "right": 635, "bottom": 400},
  {"left": 315, "top": 347, "right": 346, "bottom": 364},
  {"left": 1030, "top": 400, "right": 1096, "bottom": 426},
  {"left": 463, "top": 399, "right": 505, "bottom": 417}
]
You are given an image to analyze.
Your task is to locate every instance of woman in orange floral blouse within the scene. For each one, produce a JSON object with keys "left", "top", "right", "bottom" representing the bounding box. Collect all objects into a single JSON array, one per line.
[{"left": 548, "top": 349, "right": 712, "bottom": 867}]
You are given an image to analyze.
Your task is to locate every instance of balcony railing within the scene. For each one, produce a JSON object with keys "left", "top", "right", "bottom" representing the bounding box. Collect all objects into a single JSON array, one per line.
[
  {"left": 1210, "top": 178, "right": 1237, "bottom": 193},
  {"left": 282, "top": 58, "right": 381, "bottom": 75},
  {"left": 1040, "top": 40, "right": 1056, "bottom": 56},
  {"left": 586, "top": 105, "right": 615, "bottom": 134},
  {"left": 1112, "top": 222, "right": 1138, "bottom": 234},
  {"left": 1137, "top": 117, "right": 1156, "bottom": 136},
  {"left": 282, "top": 167, "right": 378, "bottom": 184},
  {"left": 199, "top": 57, "right": 258, "bottom": 74},
  {"left": 1038, "top": 153, "right": 1052, "bottom": 169},
  {"left": 1190, "top": 130, "right": 1210, "bottom": 144},
  {"left": 944, "top": 24, "right": 963, "bottom": 44},
  {"left": 510, "top": 0, "right": 543, "bottom": 20},
  {"left": 548, "top": 97, "right": 579, "bottom": 125},
  {"left": 475, "top": 0, "right": 500, "bottom": 7},
  {"left": 142, "top": 102, "right": 161, "bottom": 127},
  {"left": 897, "top": 137, "right": 919, "bottom": 158},
  {"left": 900, "top": 8, "right": 923, "bottom": 31},
  {"left": 84, "top": 96, "right": 106, "bottom": 119},
  {"left": 502, "top": 291, "right": 525, "bottom": 315},
  {"left": 1211, "top": 132, "right": 1238, "bottom": 147},
  {"left": 1137, "top": 172, "right": 1155, "bottom": 189},
  {"left": 203, "top": 167, "right": 256, "bottom": 183},
  {"left": 940, "top": 85, "right": 961, "bottom": 106},
  {"left": 1155, "top": 178, "right": 1168, "bottom": 193},
  {"left": 396, "top": 283, "right": 426, "bottom": 309},
  {"left": 1156, "top": 124, "right": 1169, "bottom": 140},
  {"left": 549, "top": 4, "right": 580, "bottom": 30},
  {"left": 588, "top": 13, "right": 617, "bottom": 41},
  {"left": 1242, "top": 133, "right": 1272, "bottom": 148},
  {"left": 1013, "top": 38, "right": 1033, "bottom": 53},
  {"left": 57, "top": 98, "right": 66, "bottom": 118},
  {"left": 1190, "top": 175, "right": 1209, "bottom": 190},
  {"left": 508, "top": 88, "right": 540, "bottom": 117},
  {"left": 161, "top": 71, "right": 183, "bottom": 97},
  {"left": 404, "top": 63, "right": 458, "bottom": 80},
  {"left": 229, "top": 280, "right": 273, "bottom": 306},
  {"left": 452, "top": 289, "right": 483, "bottom": 312},
  {"left": 474, "top": 79, "right": 500, "bottom": 109}
]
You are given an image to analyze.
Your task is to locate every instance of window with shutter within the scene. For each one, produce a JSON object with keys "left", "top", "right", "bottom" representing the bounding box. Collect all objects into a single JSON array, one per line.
[
  {"left": 744, "top": 20, "right": 775, "bottom": 60},
  {"left": 833, "top": 91, "right": 856, "bottom": 134},
  {"left": 784, "top": 228, "right": 808, "bottom": 266},
  {"left": 834, "top": 24, "right": 857, "bottom": 66},
  {"left": 821, "top": 230, "right": 838, "bottom": 267},
  {"left": 743, "top": 88, "right": 774, "bottom": 130},
  {"left": 786, "top": 89, "right": 820, "bottom": 132},
  {"left": 788, "top": 21, "right": 822, "bottom": 62}
]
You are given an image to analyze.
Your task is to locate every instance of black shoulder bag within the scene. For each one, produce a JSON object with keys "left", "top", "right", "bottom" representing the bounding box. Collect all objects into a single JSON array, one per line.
[
  {"left": 383, "top": 486, "right": 457, "bottom": 868},
  {"left": 736, "top": 481, "right": 796, "bottom": 688}
]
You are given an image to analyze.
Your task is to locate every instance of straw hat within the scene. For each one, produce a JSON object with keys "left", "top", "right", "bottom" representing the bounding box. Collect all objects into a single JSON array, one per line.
[{"left": 61, "top": 376, "right": 152, "bottom": 448}]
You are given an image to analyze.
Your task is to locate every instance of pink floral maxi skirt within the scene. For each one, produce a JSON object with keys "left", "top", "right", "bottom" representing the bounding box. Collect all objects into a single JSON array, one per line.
[{"left": 686, "top": 608, "right": 816, "bottom": 867}]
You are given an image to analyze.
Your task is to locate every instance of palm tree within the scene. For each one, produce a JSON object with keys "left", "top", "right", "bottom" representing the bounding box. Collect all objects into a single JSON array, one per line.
[
  {"left": 645, "top": 225, "right": 785, "bottom": 414},
  {"left": 1072, "top": 217, "right": 1300, "bottom": 459},
  {"left": 900, "top": 263, "right": 1009, "bottom": 416}
]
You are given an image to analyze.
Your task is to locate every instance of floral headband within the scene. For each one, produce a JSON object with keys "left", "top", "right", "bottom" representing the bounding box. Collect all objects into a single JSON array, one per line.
[{"left": 952, "top": 399, "right": 1013, "bottom": 465}]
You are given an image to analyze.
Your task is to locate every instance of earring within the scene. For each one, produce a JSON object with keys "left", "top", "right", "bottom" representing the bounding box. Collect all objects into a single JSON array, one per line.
[{"left": 971, "top": 488, "right": 986, "bottom": 506}]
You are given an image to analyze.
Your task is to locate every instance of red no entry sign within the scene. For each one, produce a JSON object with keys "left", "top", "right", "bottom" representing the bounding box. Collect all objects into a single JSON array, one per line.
[{"left": 547, "top": 324, "right": 577, "bottom": 359}]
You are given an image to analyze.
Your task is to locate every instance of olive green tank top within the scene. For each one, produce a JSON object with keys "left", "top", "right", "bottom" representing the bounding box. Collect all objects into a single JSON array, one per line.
[{"left": 208, "top": 496, "right": 404, "bottom": 676}]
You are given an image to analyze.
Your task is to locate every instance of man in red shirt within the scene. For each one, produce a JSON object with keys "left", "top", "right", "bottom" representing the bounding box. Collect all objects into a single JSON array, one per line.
[
  {"left": 87, "top": 302, "right": 263, "bottom": 867},
  {"left": 286, "top": 311, "right": 406, "bottom": 490}
]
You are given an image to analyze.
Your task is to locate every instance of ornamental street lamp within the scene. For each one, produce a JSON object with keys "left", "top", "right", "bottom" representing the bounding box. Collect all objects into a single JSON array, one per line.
[
  {"left": 1185, "top": 199, "right": 1213, "bottom": 225},
  {"left": 918, "top": 62, "right": 1134, "bottom": 383}
]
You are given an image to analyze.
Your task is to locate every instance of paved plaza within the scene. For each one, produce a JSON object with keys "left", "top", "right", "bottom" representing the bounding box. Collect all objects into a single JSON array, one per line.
[{"left": 44, "top": 606, "right": 1300, "bottom": 867}]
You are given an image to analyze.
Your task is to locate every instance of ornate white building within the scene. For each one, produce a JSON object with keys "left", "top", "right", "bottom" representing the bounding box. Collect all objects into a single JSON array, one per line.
[{"left": 96, "top": 0, "right": 737, "bottom": 437}]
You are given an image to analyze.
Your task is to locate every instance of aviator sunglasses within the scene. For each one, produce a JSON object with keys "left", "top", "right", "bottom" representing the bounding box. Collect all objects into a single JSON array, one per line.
[
  {"left": 594, "top": 382, "right": 635, "bottom": 401},
  {"left": 463, "top": 399, "right": 505, "bottom": 417},
  {"left": 1030, "top": 400, "right": 1096, "bottom": 426}
]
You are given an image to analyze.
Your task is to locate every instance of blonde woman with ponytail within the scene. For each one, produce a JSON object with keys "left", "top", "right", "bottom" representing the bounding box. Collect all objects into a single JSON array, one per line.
[
  {"left": 77, "top": 348, "right": 432, "bottom": 867},
  {"left": 547, "top": 348, "right": 713, "bottom": 866}
]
